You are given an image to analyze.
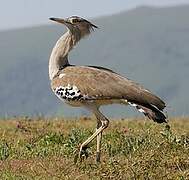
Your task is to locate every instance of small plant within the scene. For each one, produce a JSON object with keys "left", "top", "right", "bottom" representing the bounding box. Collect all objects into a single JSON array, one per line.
[
  {"left": 64, "top": 128, "right": 93, "bottom": 156},
  {"left": 104, "top": 130, "right": 150, "bottom": 157},
  {"left": 0, "top": 141, "right": 10, "bottom": 160},
  {"left": 39, "top": 133, "right": 65, "bottom": 146},
  {"left": 160, "top": 124, "right": 189, "bottom": 148}
]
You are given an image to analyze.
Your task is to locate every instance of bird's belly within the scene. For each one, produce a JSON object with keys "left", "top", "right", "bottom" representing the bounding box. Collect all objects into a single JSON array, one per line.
[
  {"left": 53, "top": 84, "right": 129, "bottom": 107},
  {"left": 93, "top": 99, "right": 128, "bottom": 106},
  {"left": 66, "top": 99, "right": 129, "bottom": 107},
  {"left": 64, "top": 99, "right": 116, "bottom": 107},
  {"left": 55, "top": 93, "right": 128, "bottom": 107},
  {"left": 64, "top": 100, "right": 84, "bottom": 107}
]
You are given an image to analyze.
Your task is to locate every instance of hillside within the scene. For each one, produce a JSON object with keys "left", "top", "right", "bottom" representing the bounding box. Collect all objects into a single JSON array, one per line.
[{"left": 0, "top": 5, "right": 189, "bottom": 117}]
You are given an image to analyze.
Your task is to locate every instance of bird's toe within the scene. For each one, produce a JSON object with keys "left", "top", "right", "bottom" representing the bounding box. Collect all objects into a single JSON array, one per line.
[
  {"left": 78, "top": 146, "right": 89, "bottom": 161},
  {"left": 96, "top": 152, "right": 101, "bottom": 163}
]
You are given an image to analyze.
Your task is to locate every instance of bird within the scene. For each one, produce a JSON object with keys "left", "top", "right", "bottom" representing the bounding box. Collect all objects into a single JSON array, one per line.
[{"left": 49, "top": 16, "right": 167, "bottom": 163}]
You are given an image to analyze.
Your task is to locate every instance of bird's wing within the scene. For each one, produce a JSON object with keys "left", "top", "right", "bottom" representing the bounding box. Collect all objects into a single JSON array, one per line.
[{"left": 51, "top": 66, "right": 165, "bottom": 110}]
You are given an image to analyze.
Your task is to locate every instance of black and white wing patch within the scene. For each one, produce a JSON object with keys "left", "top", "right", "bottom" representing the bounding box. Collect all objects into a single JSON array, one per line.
[
  {"left": 128, "top": 102, "right": 166, "bottom": 123},
  {"left": 54, "top": 84, "right": 89, "bottom": 101}
]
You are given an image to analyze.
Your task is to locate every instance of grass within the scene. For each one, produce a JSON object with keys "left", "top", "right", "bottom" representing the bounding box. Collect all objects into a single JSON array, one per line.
[{"left": 0, "top": 117, "right": 188, "bottom": 179}]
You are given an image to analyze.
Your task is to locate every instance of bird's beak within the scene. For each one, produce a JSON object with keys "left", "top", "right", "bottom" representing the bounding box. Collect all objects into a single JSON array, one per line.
[
  {"left": 49, "top": 17, "right": 73, "bottom": 31},
  {"left": 49, "top": 17, "right": 74, "bottom": 31},
  {"left": 91, "top": 23, "right": 98, "bottom": 29},
  {"left": 49, "top": 17, "right": 66, "bottom": 24}
]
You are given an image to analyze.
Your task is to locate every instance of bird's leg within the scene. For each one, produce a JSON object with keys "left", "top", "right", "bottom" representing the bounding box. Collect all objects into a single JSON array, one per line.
[
  {"left": 79, "top": 108, "right": 109, "bottom": 161},
  {"left": 79, "top": 120, "right": 108, "bottom": 160},
  {"left": 96, "top": 119, "right": 102, "bottom": 163}
]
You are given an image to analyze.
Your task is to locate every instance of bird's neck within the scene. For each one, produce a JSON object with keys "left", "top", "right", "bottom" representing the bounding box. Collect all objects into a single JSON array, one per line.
[{"left": 49, "top": 30, "right": 80, "bottom": 80}]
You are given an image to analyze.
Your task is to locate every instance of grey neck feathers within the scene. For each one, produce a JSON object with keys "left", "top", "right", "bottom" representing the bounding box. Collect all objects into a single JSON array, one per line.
[{"left": 49, "top": 30, "right": 81, "bottom": 80}]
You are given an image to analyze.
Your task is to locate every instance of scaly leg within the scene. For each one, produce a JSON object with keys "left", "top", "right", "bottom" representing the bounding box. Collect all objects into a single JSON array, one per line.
[
  {"left": 96, "top": 119, "right": 102, "bottom": 163},
  {"left": 79, "top": 107, "right": 109, "bottom": 162}
]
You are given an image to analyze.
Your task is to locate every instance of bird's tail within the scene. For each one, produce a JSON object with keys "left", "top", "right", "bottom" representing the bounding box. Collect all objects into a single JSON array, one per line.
[{"left": 128, "top": 102, "right": 167, "bottom": 123}]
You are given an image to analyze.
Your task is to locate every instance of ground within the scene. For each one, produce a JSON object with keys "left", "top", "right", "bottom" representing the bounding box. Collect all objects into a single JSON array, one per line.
[{"left": 0, "top": 117, "right": 188, "bottom": 179}]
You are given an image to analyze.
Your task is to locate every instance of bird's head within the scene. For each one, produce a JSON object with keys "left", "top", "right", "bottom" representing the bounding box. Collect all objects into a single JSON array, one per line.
[{"left": 49, "top": 16, "right": 98, "bottom": 38}]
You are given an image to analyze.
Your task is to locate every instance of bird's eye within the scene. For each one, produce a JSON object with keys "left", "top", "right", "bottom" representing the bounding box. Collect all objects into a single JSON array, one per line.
[{"left": 71, "top": 19, "right": 79, "bottom": 23}]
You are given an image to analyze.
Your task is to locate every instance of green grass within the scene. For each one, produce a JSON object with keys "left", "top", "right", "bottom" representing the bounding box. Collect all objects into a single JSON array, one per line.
[{"left": 0, "top": 117, "right": 188, "bottom": 179}]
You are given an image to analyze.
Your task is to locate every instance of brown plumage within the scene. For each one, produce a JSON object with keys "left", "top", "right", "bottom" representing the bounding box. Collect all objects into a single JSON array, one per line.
[
  {"left": 52, "top": 66, "right": 166, "bottom": 122},
  {"left": 49, "top": 16, "right": 167, "bottom": 162}
]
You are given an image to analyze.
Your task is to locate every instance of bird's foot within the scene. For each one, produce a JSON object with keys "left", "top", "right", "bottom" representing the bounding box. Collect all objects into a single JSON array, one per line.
[
  {"left": 74, "top": 146, "right": 89, "bottom": 163},
  {"left": 96, "top": 152, "right": 101, "bottom": 163},
  {"left": 79, "top": 146, "right": 89, "bottom": 160}
]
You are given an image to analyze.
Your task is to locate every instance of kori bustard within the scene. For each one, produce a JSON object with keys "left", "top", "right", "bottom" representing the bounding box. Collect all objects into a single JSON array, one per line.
[{"left": 49, "top": 16, "right": 167, "bottom": 162}]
